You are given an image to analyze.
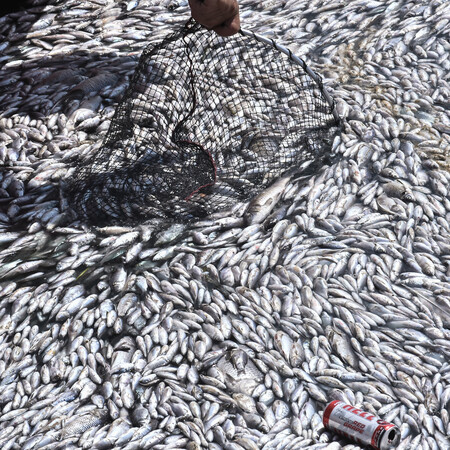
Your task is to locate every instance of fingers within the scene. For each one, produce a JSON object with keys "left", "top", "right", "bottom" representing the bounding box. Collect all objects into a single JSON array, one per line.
[
  {"left": 188, "top": 0, "right": 240, "bottom": 36},
  {"left": 212, "top": 13, "right": 240, "bottom": 37}
]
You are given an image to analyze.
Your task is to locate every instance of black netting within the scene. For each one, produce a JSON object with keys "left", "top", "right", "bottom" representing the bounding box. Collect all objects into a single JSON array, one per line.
[{"left": 65, "top": 20, "right": 339, "bottom": 224}]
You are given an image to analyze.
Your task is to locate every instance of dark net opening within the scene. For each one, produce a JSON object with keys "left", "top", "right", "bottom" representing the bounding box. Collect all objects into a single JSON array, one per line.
[{"left": 65, "top": 20, "right": 339, "bottom": 224}]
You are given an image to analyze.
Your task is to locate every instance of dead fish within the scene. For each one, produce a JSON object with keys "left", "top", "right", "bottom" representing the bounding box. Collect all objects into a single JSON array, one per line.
[{"left": 244, "top": 174, "right": 292, "bottom": 225}]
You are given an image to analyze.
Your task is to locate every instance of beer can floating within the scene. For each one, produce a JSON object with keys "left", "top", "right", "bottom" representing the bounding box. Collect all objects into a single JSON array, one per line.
[{"left": 323, "top": 400, "right": 400, "bottom": 450}]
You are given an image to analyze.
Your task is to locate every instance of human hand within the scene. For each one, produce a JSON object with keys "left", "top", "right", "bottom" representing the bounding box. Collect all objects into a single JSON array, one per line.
[{"left": 188, "top": 0, "right": 240, "bottom": 37}]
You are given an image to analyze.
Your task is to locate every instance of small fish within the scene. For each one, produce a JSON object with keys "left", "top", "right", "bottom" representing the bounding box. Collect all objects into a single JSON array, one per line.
[{"left": 244, "top": 174, "right": 293, "bottom": 225}]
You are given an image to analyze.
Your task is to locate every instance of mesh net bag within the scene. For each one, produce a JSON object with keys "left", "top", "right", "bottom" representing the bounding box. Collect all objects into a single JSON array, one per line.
[{"left": 65, "top": 19, "right": 339, "bottom": 224}]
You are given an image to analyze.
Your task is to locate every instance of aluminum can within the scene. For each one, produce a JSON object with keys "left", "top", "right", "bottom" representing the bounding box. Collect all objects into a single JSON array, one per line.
[{"left": 323, "top": 400, "right": 400, "bottom": 450}]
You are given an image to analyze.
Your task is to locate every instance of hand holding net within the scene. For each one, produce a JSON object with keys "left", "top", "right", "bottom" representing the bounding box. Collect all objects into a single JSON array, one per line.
[{"left": 65, "top": 19, "right": 339, "bottom": 224}]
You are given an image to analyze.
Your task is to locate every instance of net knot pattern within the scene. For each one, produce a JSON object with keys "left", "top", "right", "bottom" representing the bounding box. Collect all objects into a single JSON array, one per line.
[{"left": 65, "top": 20, "right": 339, "bottom": 224}]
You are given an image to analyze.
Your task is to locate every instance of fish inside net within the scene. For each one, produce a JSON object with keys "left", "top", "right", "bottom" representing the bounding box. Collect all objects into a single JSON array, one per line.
[{"left": 64, "top": 19, "right": 340, "bottom": 224}]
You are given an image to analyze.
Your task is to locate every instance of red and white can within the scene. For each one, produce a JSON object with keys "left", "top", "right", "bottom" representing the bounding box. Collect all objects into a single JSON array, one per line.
[{"left": 323, "top": 400, "right": 399, "bottom": 450}]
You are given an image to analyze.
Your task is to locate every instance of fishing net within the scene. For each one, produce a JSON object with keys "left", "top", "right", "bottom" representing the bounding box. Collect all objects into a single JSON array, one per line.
[{"left": 65, "top": 19, "right": 339, "bottom": 224}]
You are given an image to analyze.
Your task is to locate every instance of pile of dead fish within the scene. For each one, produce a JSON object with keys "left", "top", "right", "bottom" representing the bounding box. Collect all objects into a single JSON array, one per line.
[{"left": 0, "top": 0, "right": 449, "bottom": 449}]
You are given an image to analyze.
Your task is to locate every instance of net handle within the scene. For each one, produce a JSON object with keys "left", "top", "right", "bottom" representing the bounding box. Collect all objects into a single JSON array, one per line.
[{"left": 239, "top": 28, "right": 340, "bottom": 123}]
